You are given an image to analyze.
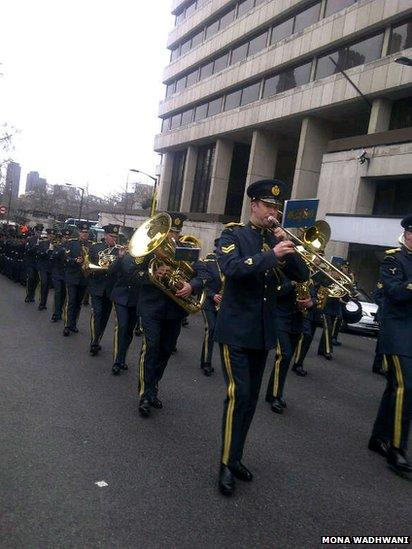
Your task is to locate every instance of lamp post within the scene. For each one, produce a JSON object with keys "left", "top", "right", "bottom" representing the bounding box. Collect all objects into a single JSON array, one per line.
[
  {"left": 123, "top": 169, "right": 140, "bottom": 227},
  {"left": 65, "top": 183, "right": 85, "bottom": 223},
  {"left": 133, "top": 169, "right": 158, "bottom": 217},
  {"left": 394, "top": 56, "right": 412, "bottom": 67}
]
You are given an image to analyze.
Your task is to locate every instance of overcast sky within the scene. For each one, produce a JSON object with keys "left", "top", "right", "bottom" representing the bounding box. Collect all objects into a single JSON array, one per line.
[{"left": 0, "top": 0, "right": 173, "bottom": 198}]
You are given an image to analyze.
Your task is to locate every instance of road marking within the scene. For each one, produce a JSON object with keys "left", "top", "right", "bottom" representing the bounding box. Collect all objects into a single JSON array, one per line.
[{"left": 95, "top": 481, "right": 108, "bottom": 487}]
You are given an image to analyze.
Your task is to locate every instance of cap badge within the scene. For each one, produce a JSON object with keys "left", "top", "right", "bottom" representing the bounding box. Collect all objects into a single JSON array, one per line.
[
  {"left": 174, "top": 218, "right": 181, "bottom": 226},
  {"left": 271, "top": 185, "right": 280, "bottom": 196}
]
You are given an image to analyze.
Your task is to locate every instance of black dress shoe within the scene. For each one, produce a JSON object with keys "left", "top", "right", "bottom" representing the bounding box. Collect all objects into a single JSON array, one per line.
[
  {"left": 292, "top": 364, "right": 307, "bottom": 377},
  {"left": 150, "top": 396, "right": 163, "bottom": 409},
  {"left": 201, "top": 363, "right": 214, "bottom": 376},
  {"left": 319, "top": 352, "right": 333, "bottom": 360},
  {"left": 38, "top": 305, "right": 47, "bottom": 311},
  {"left": 387, "top": 447, "right": 412, "bottom": 474},
  {"left": 271, "top": 397, "right": 284, "bottom": 414},
  {"left": 368, "top": 436, "right": 389, "bottom": 457},
  {"left": 25, "top": 296, "right": 34, "bottom": 303},
  {"left": 229, "top": 461, "right": 253, "bottom": 482},
  {"left": 63, "top": 327, "right": 70, "bottom": 337},
  {"left": 218, "top": 465, "right": 235, "bottom": 496},
  {"left": 332, "top": 338, "right": 342, "bottom": 346},
  {"left": 119, "top": 363, "right": 128, "bottom": 371},
  {"left": 69, "top": 327, "right": 79, "bottom": 333},
  {"left": 50, "top": 315, "right": 58, "bottom": 322},
  {"left": 112, "top": 363, "right": 121, "bottom": 376},
  {"left": 372, "top": 367, "right": 386, "bottom": 376},
  {"left": 138, "top": 398, "right": 151, "bottom": 417},
  {"left": 90, "top": 345, "right": 99, "bottom": 356}
]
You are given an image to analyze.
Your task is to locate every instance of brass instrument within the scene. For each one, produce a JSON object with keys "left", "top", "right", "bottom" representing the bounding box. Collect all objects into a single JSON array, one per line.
[
  {"left": 82, "top": 245, "right": 123, "bottom": 273},
  {"left": 268, "top": 215, "right": 355, "bottom": 298},
  {"left": 179, "top": 234, "right": 202, "bottom": 248},
  {"left": 128, "top": 213, "right": 206, "bottom": 314}
]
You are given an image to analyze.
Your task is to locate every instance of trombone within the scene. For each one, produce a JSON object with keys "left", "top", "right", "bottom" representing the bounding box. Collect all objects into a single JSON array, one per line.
[{"left": 267, "top": 215, "right": 355, "bottom": 298}]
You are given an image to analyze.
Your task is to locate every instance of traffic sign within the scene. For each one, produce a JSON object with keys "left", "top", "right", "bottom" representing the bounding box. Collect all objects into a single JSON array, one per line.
[{"left": 0, "top": 205, "right": 7, "bottom": 215}]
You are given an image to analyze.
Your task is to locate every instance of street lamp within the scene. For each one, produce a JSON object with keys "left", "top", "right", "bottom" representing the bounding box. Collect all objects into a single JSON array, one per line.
[
  {"left": 394, "top": 56, "right": 412, "bottom": 67},
  {"left": 123, "top": 169, "right": 140, "bottom": 227},
  {"left": 65, "top": 183, "right": 85, "bottom": 223},
  {"left": 133, "top": 169, "right": 158, "bottom": 217}
]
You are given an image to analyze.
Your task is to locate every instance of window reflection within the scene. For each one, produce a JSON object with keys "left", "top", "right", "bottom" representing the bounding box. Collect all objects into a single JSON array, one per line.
[
  {"left": 388, "top": 19, "right": 412, "bottom": 54},
  {"left": 200, "top": 61, "right": 214, "bottom": 79},
  {"left": 171, "top": 113, "right": 182, "bottom": 130},
  {"left": 294, "top": 3, "right": 321, "bottom": 34},
  {"left": 224, "top": 89, "right": 242, "bottom": 110},
  {"left": 220, "top": 9, "right": 236, "bottom": 31},
  {"left": 194, "top": 103, "right": 208, "bottom": 121},
  {"left": 248, "top": 32, "right": 268, "bottom": 56},
  {"left": 237, "top": 0, "right": 254, "bottom": 18},
  {"left": 206, "top": 19, "right": 219, "bottom": 39},
  {"left": 213, "top": 53, "right": 229, "bottom": 74},
  {"left": 271, "top": 18, "right": 294, "bottom": 44},
  {"left": 186, "top": 69, "right": 199, "bottom": 87},
  {"left": 241, "top": 82, "right": 260, "bottom": 105},
  {"left": 181, "top": 109, "right": 194, "bottom": 126},
  {"left": 325, "top": 0, "right": 357, "bottom": 18},
  {"left": 231, "top": 43, "right": 249, "bottom": 64},
  {"left": 207, "top": 98, "right": 222, "bottom": 117}
]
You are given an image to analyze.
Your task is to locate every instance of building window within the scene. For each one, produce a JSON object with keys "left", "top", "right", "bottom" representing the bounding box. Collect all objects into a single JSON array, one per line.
[
  {"left": 168, "top": 150, "right": 187, "bottom": 211},
  {"left": 325, "top": 0, "right": 357, "bottom": 18},
  {"left": 166, "top": 83, "right": 175, "bottom": 98},
  {"left": 161, "top": 118, "right": 171, "bottom": 133},
  {"left": 181, "top": 109, "right": 194, "bottom": 126},
  {"left": 175, "top": 76, "right": 186, "bottom": 93},
  {"left": 213, "top": 52, "right": 229, "bottom": 73},
  {"left": 206, "top": 19, "right": 219, "bottom": 39},
  {"left": 231, "top": 42, "right": 249, "bottom": 64},
  {"left": 271, "top": 18, "right": 294, "bottom": 45},
  {"left": 200, "top": 60, "right": 214, "bottom": 79},
  {"left": 390, "top": 98, "right": 412, "bottom": 130},
  {"left": 237, "top": 0, "right": 254, "bottom": 18},
  {"left": 170, "top": 47, "right": 179, "bottom": 62},
  {"left": 191, "top": 29, "right": 204, "bottom": 49},
  {"left": 207, "top": 97, "right": 222, "bottom": 117},
  {"left": 294, "top": 2, "right": 321, "bottom": 34},
  {"left": 248, "top": 31, "right": 268, "bottom": 56},
  {"left": 191, "top": 144, "right": 215, "bottom": 213},
  {"left": 240, "top": 82, "right": 261, "bottom": 105},
  {"left": 224, "top": 89, "right": 242, "bottom": 110},
  {"left": 388, "top": 19, "right": 412, "bottom": 54},
  {"left": 186, "top": 69, "right": 199, "bottom": 87},
  {"left": 220, "top": 8, "right": 236, "bottom": 31},
  {"left": 194, "top": 103, "right": 208, "bottom": 121},
  {"left": 315, "top": 33, "right": 384, "bottom": 80},
  {"left": 263, "top": 61, "right": 312, "bottom": 98},
  {"left": 171, "top": 113, "right": 182, "bottom": 130}
]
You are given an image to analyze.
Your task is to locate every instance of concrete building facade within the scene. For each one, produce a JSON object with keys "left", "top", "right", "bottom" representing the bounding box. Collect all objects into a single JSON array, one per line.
[
  {"left": 5, "top": 161, "right": 21, "bottom": 209},
  {"left": 155, "top": 0, "right": 412, "bottom": 290}
]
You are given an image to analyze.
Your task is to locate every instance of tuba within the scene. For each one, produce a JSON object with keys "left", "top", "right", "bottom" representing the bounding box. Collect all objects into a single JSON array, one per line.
[
  {"left": 83, "top": 245, "right": 123, "bottom": 273},
  {"left": 128, "top": 213, "right": 205, "bottom": 314}
]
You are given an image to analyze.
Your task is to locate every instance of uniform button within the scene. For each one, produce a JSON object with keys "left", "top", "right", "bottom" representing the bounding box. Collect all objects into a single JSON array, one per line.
[{"left": 263, "top": 297, "right": 267, "bottom": 302}]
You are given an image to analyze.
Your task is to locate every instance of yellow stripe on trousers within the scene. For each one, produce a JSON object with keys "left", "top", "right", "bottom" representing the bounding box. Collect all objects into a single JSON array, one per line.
[
  {"left": 90, "top": 309, "right": 96, "bottom": 343},
  {"left": 138, "top": 335, "right": 147, "bottom": 396},
  {"left": 323, "top": 315, "right": 331, "bottom": 355},
  {"left": 272, "top": 341, "right": 282, "bottom": 397},
  {"left": 392, "top": 355, "right": 405, "bottom": 449},
  {"left": 112, "top": 309, "right": 119, "bottom": 362},
  {"left": 222, "top": 344, "right": 236, "bottom": 466},
  {"left": 63, "top": 285, "right": 69, "bottom": 326},
  {"left": 293, "top": 333, "right": 304, "bottom": 364},
  {"left": 201, "top": 310, "right": 209, "bottom": 363},
  {"left": 382, "top": 354, "right": 388, "bottom": 372}
]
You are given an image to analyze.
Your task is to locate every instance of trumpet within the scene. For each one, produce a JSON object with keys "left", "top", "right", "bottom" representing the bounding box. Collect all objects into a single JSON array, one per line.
[{"left": 267, "top": 215, "right": 355, "bottom": 298}]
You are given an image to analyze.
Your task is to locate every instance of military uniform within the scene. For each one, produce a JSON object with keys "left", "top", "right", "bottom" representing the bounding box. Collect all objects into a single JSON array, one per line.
[
  {"left": 24, "top": 226, "right": 42, "bottom": 302},
  {"left": 291, "top": 284, "right": 318, "bottom": 374},
  {"left": 110, "top": 253, "right": 140, "bottom": 374},
  {"left": 50, "top": 231, "right": 69, "bottom": 321},
  {"left": 214, "top": 179, "right": 309, "bottom": 495},
  {"left": 63, "top": 224, "right": 91, "bottom": 335},
  {"left": 371, "top": 281, "right": 387, "bottom": 375},
  {"left": 199, "top": 246, "right": 223, "bottom": 376},
  {"left": 88, "top": 224, "right": 121, "bottom": 355},
  {"left": 317, "top": 295, "right": 341, "bottom": 359},
  {"left": 36, "top": 231, "right": 54, "bottom": 310},
  {"left": 370, "top": 214, "right": 412, "bottom": 474}
]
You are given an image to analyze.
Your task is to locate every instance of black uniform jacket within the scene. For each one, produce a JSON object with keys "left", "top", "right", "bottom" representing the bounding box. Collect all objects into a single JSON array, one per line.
[
  {"left": 136, "top": 252, "right": 204, "bottom": 321},
  {"left": 87, "top": 241, "right": 119, "bottom": 297},
  {"left": 276, "top": 276, "right": 305, "bottom": 334},
  {"left": 25, "top": 236, "right": 39, "bottom": 268},
  {"left": 64, "top": 239, "right": 91, "bottom": 285},
  {"left": 50, "top": 245, "right": 67, "bottom": 280},
  {"left": 36, "top": 240, "right": 53, "bottom": 272},
  {"left": 110, "top": 254, "right": 140, "bottom": 308},
  {"left": 201, "top": 253, "right": 224, "bottom": 311},
  {"left": 379, "top": 246, "right": 412, "bottom": 357},
  {"left": 214, "top": 223, "right": 309, "bottom": 350}
]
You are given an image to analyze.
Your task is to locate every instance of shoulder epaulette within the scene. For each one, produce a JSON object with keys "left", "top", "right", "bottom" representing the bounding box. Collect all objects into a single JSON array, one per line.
[
  {"left": 224, "top": 222, "right": 244, "bottom": 229},
  {"left": 68, "top": 238, "right": 77, "bottom": 241},
  {"left": 385, "top": 248, "right": 401, "bottom": 255}
]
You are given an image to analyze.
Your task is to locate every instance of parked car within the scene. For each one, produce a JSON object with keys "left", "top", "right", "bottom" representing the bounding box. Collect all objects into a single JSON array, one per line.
[{"left": 342, "top": 289, "right": 379, "bottom": 335}]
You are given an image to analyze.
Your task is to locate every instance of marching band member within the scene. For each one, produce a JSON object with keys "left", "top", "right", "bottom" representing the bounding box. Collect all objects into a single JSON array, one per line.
[
  {"left": 369, "top": 214, "right": 412, "bottom": 475},
  {"left": 50, "top": 228, "right": 70, "bottom": 322},
  {"left": 36, "top": 228, "right": 54, "bottom": 311},
  {"left": 88, "top": 224, "right": 121, "bottom": 356},
  {"left": 214, "top": 179, "right": 309, "bottom": 496},
  {"left": 24, "top": 224, "right": 42, "bottom": 303}
]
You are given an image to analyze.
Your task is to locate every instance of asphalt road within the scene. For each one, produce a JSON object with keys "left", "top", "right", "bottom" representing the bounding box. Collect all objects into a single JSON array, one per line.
[{"left": 1, "top": 275, "right": 411, "bottom": 549}]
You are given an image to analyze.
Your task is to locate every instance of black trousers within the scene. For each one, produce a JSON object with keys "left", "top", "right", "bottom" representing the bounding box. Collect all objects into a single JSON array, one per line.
[
  {"left": 293, "top": 315, "right": 317, "bottom": 367},
  {"left": 90, "top": 293, "right": 113, "bottom": 347},
  {"left": 331, "top": 315, "right": 342, "bottom": 340},
  {"left": 52, "top": 277, "right": 66, "bottom": 319},
  {"left": 318, "top": 313, "right": 333, "bottom": 356},
  {"left": 138, "top": 316, "right": 182, "bottom": 400},
  {"left": 26, "top": 265, "right": 39, "bottom": 300},
  {"left": 200, "top": 308, "right": 217, "bottom": 366},
  {"left": 372, "top": 355, "right": 412, "bottom": 450},
  {"left": 39, "top": 270, "right": 53, "bottom": 307},
  {"left": 372, "top": 337, "right": 388, "bottom": 373},
  {"left": 220, "top": 343, "right": 268, "bottom": 466},
  {"left": 266, "top": 331, "right": 301, "bottom": 400},
  {"left": 113, "top": 303, "right": 137, "bottom": 366},
  {"left": 64, "top": 283, "right": 87, "bottom": 330}
]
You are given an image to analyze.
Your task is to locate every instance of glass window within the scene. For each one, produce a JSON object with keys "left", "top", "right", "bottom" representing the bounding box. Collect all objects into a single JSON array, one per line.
[
  {"left": 181, "top": 109, "right": 194, "bottom": 126},
  {"left": 175, "top": 11, "right": 185, "bottom": 25},
  {"left": 248, "top": 31, "right": 268, "bottom": 57},
  {"left": 175, "top": 76, "right": 186, "bottom": 93},
  {"left": 194, "top": 103, "right": 208, "bottom": 121},
  {"left": 168, "top": 150, "right": 187, "bottom": 212},
  {"left": 200, "top": 60, "right": 214, "bottom": 79},
  {"left": 224, "top": 89, "right": 242, "bottom": 110},
  {"left": 325, "top": 0, "right": 357, "bottom": 18},
  {"left": 294, "top": 3, "right": 321, "bottom": 34},
  {"left": 213, "top": 53, "right": 229, "bottom": 73},
  {"left": 191, "top": 30, "right": 204, "bottom": 49},
  {"left": 186, "top": 69, "right": 198, "bottom": 87},
  {"left": 166, "top": 83, "right": 175, "bottom": 98},
  {"left": 171, "top": 113, "right": 182, "bottom": 130},
  {"left": 180, "top": 38, "right": 192, "bottom": 56},
  {"left": 254, "top": 0, "right": 266, "bottom": 5},
  {"left": 185, "top": 2, "right": 197, "bottom": 18},
  {"left": 161, "top": 118, "right": 171, "bottom": 132},
  {"left": 220, "top": 8, "right": 235, "bottom": 30},
  {"left": 206, "top": 19, "right": 219, "bottom": 39},
  {"left": 170, "top": 47, "right": 180, "bottom": 62},
  {"left": 315, "top": 50, "right": 340, "bottom": 80},
  {"left": 231, "top": 42, "right": 249, "bottom": 64},
  {"left": 237, "top": 0, "right": 254, "bottom": 18},
  {"left": 271, "top": 18, "right": 294, "bottom": 45},
  {"left": 191, "top": 144, "right": 215, "bottom": 213},
  {"left": 388, "top": 19, "right": 412, "bottom": 54},
  {"left": 207, "top": 97, "right": 222, "bottom": 117},
  {"left": 291, "top": 61, "right": 312, "bottom": 87},
  {"left": 263, "top": 73, "right": 280, "bottom": 98},
  {"left": 240, "top": 82, "right": 260, "bottom": 106},
  {"left": 345, "top": 33, "right": 383, "bottom": 69},
  {"left": 276, "top": 62, "right": 312, "bottom": 93}
]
